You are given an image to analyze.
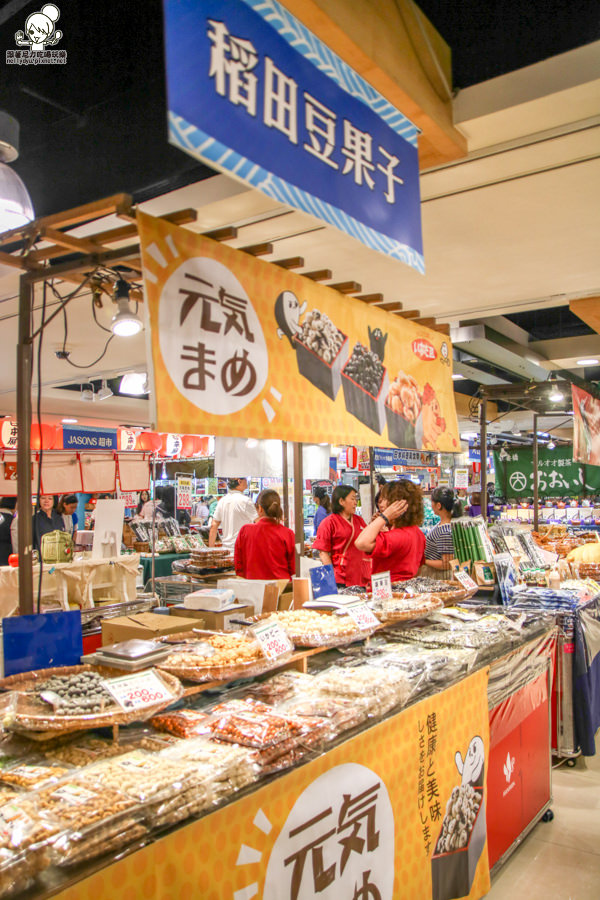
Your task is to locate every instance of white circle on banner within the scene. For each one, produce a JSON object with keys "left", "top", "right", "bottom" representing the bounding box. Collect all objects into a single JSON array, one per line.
[
  {"left": 158, "top": 258, "right": 268, "bottom": 415},
  {"left": 262, "top": 763, "right": 394, "bottom": 900},
  {"left": 509, "top": 471, "right": 527, "bottom": 492}
]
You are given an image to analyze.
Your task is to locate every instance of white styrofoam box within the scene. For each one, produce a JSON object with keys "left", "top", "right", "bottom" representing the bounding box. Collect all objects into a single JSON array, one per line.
[
  {"left": 217, "top": 578, "right": 278, "bottom": 615},
  {"left": 183, "top": 588, "right": 236, "bottom": 611}
]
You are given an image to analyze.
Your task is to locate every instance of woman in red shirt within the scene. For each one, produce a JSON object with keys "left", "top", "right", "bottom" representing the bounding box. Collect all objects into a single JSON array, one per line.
[
  {"left": 355, "top": 480, "right": 425, "bottom": 582},
  {"left": 235, "top": 490, "right": 295, "bottom": 580},
  {"left": 312, "top": 485, "right": 368, "bottom": 587}
]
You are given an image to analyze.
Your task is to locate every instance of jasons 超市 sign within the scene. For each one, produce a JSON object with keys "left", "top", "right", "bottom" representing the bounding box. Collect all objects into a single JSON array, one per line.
[
  {"left": 163, "top": 0, "right": 422, "bottom": 270},
  {"left": 139, "top": 212, "right": 460, "bottom": 450},
  {"left": 493, "top": 445, "right": 600, "bottom": 498},
  {"left": 51, "top": 669, "right": 491, "bottom": 900}
]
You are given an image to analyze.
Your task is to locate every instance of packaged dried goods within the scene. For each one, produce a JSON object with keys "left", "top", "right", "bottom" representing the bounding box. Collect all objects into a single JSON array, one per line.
[
  {"left": 0, "top": 765, "right": 70, "bottom": 791},
  {"left": 260, "top": 608, "right": 376, "bottom": 647},
  {"left": 150, "top": 709, "right": 211, "bottom": 739},
  {"left": 158, "top": 632, "right": 271, "bottom": 683},
  {"left": 370, "top": 593, "right": 444, "bottom": 623}
]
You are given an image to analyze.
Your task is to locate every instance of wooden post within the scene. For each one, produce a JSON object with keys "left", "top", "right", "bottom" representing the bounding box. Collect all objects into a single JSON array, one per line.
[
  {"left": 479, "top": 397, "right": 487, "bottom": 522},
  {"left": 282, "top": 440, "right": 289, "bottom": 528},
  {"left": 293, "top": 443, "right": 304, "bottom": 574},
  {"left": 533, "top": 413, "right": 539, "bottom": 532},
  {"left": 369, "top": 446, "right": 376, "bottom": 514},
  {"left": 17, "top": 274, "right": 34, "bottom": 615},
  {"left": 151, "top": 456, "right": 157, "bottom": 598}
]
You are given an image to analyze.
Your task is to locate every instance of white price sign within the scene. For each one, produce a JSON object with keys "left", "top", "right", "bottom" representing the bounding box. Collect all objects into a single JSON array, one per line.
[
  {"left": 371, "top": 571, "right": 393, "bottom": 602},
  {"left": 176, "top": 476, "right": 193, "bottom": 510},
  {"left": 102, "top": 669, "right": 175, "bottom": 711},
  {"left": 252, "top": 621, "right": 293, "bottom": 660},
  {"left": 454, "top": 468, "right": 469, "bottom": 489},
  {"left": 344, "top": 600, "right": 380, "bottom": 630},
  {"left": 454, "top": 570, "right": 478, "bottom": 592}
]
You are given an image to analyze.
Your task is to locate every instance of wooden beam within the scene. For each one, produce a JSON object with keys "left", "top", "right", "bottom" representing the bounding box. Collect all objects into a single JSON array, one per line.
[
  {"left": 395, "top": 309, "right": 420, "bottom": 318},
  {"left": 40, "top": 227, "right": 101, "bottom": 255},
  {"left": 303, "top": 269, "right": 332, "bottom": 281},
  {"left": 356, "top": 293, "right": 385, "bottom": 304},
  {"left": 0, "top": 193, "right": 133, "bottom": 247},
  {"left": 413, "top": 318, "right": 436, "bottom": 327},
  {"left": 274, "top": 256, "right": 304, "bottom": 269},
  {"left": 377, "top": 301, "right": 403, "bottom": 312},
  {"left": 330, "top": 281, "right": 362, "bottom": 294},
  {"left": 429, "top": 323, "right": 451, "bottom": 335},
  {"left": 26, "top": 243, "right": 142, "bottom": 283},
  {"left": 204, "top": 226, "right": 238, "bottom": 242},
  {"left": 0, "top": 250, "right": 28, "bottom": 271},
  {"left": 241, "top": 242, "right": 273, "bottom": 256}
]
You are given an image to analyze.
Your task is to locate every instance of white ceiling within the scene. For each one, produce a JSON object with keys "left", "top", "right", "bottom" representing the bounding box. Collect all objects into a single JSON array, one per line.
[{"left": 0, "top": 42, "right": 598, "bottom": 426}]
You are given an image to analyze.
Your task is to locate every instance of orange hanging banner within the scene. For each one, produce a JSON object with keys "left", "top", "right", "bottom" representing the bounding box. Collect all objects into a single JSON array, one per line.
[{"left": 139, "top": 212, "right": 460, "bottom": 451}]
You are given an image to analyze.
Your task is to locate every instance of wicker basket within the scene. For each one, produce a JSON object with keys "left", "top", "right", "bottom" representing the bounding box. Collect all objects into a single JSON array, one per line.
[{"left": 1, "top": 664, "right": 183, "bottom": 734}]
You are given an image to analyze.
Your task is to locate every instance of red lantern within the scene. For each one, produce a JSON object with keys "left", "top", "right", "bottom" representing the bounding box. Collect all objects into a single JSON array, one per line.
[
  {"left": 1, "top": 420, "right": 18, "bottom": 449},
  {"left": 180, "top": 435, "right": 195, "bottom": 458},
  {"left": 31, "top": 424, "right": 57, "bottom": 451},
  {"left": 137, "top": 431, "right": 162, "bottom": 453},
  {"left": 195, "top": 436, "right": 209, "bottom": 456},
  {"left": 118, "top": 428, "right": 137, "bottom": 451},
  {"left": 7, "top": 554, "right": 18, "bottom": 567},
  {"left": 346, "top": 446, "right": 358, "bottom": 469}
]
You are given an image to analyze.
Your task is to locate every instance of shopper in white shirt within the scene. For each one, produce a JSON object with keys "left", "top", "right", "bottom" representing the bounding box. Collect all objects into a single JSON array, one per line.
[{"left": 208, "top": 478, "right": 257, "bottom": 550}]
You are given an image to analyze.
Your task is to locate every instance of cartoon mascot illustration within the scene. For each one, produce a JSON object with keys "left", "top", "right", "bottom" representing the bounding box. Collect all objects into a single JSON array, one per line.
[
  {"left": 274, "top": 290, "right": 306, "bottom": 348},
  {"left": 431, "top": 735, "right": 487, "bottom": 900}
]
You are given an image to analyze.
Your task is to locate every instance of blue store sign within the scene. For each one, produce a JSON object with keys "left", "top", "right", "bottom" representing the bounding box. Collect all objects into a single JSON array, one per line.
[
  {"left": 163, "top": 0, "right": 423, "bottom": 271},
  {"left": 374, "top": 448, "right": 437, "bottom": 468},
  {"left": 62, "top": 426, "right": 117, "bottom": 450}
]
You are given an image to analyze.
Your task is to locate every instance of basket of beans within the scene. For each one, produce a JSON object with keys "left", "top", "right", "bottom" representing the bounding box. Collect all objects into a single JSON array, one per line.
[
  {"left": 341, "top": 343, "right": 389, "bottom": 434},
  {"left": 294, "top": 310, "right": 349, "bottom": 401}
]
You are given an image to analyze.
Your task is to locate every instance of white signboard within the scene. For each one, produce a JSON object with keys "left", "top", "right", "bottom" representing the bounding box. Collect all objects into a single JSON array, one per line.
[{"left": 102, "top": 670, "right": 175, "bottom": 711}]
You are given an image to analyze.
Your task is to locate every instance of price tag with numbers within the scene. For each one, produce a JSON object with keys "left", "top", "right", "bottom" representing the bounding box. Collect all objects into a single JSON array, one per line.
[
  {"left": 251, "top": 621, "right": 293, "bottom": 660},
  {"left": 344, "top": 600, "right": 380, "bottom": 630},
  {"left": 454, "top": 570, "right": 478, "bottom": 592},
  {"left": 102, "top": 669, "right": 176, "bottom": 711},
  {"left": 371, "top": 571, "right": 393, "bottom": 602}
]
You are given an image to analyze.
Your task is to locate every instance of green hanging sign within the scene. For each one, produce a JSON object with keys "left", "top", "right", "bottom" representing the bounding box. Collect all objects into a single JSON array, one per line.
[{"left": 493, "top": 445, "right": 600, "bottom": 498}]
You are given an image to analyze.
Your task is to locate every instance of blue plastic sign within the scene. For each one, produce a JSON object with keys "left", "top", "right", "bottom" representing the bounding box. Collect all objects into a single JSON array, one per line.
[
  {"left": 62, "top": 425, "right": 117, "bottom": 450},
  {"left": 163, "top": 0, "right": 423, "bottom": 271},
  {"left": 3, "top": 611, "right": 83, "bottom": 677},
  {"left": 374, "top": 448, "right": 438, "bottom": 468}
]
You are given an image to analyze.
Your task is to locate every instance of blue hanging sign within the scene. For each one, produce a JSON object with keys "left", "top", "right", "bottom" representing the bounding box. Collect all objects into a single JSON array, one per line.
[
  {"left": 62, "top": 425, "right": 117, "bottom": 450},
  {"left": 374, "top": 447, "right": 438, "bottom": 468},
  {"left": 163, "top": 0, "right": 423, "bottom": 271}
]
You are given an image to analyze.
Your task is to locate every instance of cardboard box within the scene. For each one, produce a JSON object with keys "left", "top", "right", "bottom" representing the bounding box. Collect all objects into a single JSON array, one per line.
[
  {"left": 101, "top": 612, "right": 200, "bottom": 645},
  {"left": 217, "top": 578, "right": 287, "bottom": 614},
  {"left": 170, "top": 603, "right": 253, "bottom": 632}
]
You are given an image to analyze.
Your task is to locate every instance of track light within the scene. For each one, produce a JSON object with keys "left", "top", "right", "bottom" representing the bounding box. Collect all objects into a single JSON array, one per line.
[
  {"left": 80, "top": 383, "right": 94, "bottom": 402},
  {"left": 547, "top": 439, "right": 556, "bottom": 450},
  {"left": 549, "top": 387, "right": 563, "bottom": 403},
  {"left": 119, "top": 372, "right": 149, "bottom": 395},
  {"left": 111, "top": 280, "right": 142, "bottom": 337},
  {"left": 97, "top": 379, "right": 113, "bottom": 401}
]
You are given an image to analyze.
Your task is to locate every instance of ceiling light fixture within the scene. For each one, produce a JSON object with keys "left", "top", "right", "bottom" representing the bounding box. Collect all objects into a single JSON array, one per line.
[
  {"left": 452, "top": 374, "right": 465, "bottom": 381},
  {"left": 0, "top": 112, "right": 34, "bottom": 235},
  {"left": 119, "top": 372, "right": 149, "bottom": 395},
  {"left": 547, "top": 439, "right": 556, "bottom": 449},
  {"left": 96, "top": 379, "right": 113, "bottom": 401},
  {"left": 61, "top": 417, "right": 78, "bottom": 424},
  {"left": 80, "top": 384, "right": 94, "bottom": 402},
  {"left": 111, "top": 280, "right": 143, "bottom": 337},
  {"left": 245, "top": 438, "right": 259, "bottom": 449},
  {"left": 576, "top": 359, "right": 599, "bottom": 367},
  {"left": 460, "top": 431, "right": 478, "bottom": 441}
]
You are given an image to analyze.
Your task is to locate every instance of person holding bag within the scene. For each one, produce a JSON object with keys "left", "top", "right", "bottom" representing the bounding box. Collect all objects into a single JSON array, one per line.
[{"left": 313, "top": 484, "right": 369, "bottom": 587}]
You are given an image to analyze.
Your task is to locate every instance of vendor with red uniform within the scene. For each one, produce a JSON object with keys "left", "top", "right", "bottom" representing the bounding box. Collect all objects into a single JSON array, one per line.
[
  {"left": 355, "top": 480, "right": 425, "bottom": 581},
  {"left": 313, "top": 484, "right": 369, "bottom": 587},
  {"left": 234, "top": 489, "right": 295, "bottom": 580}
]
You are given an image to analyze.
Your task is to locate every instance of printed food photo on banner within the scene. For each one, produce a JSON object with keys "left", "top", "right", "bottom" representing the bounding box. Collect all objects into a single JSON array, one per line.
[{"left": 139, "top": 212, "right": 459, "bottom": 450}]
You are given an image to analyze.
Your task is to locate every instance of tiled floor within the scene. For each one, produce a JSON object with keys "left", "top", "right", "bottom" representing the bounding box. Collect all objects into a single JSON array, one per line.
[{"left": 486, "top": 751, "right": 600, "bottom": 899}]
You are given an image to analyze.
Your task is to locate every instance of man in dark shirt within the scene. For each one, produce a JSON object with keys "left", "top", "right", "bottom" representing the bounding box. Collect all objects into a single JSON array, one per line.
[{"left": 32, "top": 495, "right": 65, "bottom": 553}]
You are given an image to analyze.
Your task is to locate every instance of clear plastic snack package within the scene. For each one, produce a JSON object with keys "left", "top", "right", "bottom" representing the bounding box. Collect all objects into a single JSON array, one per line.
[{"left": 149, "top": 709, "right": 211, "bottom": 739}]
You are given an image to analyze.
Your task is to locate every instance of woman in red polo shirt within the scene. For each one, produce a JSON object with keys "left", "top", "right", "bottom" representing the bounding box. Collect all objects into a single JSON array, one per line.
[
  {"left": 355, "top": 480, "right": 425, "bottom": 581},
  {"left": 234, "top": 489, "right": 295, "bottom": 580},
  {"left": 313, "top": 484, "right": 368, "bottom": 587}
]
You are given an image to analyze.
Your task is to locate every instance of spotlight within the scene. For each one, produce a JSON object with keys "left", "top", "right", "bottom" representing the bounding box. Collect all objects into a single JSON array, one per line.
[
  {"left": 119, "top": 372, "right": 149, "bottom": 395},
  {"left": 61, "top": 417, "right": 78, "bottom": 424},
  {"left": 111, "top": 280, "right": 142, "bottom": 337},
  {"left": 96, "top": 379, "right": 113, "bottom": 401},
  {"left": 80, "top": 384, "right": 94, "bottom": 402},
  {"left": 547, "top": 440, "right": 556, "bottom": 450},
  {"left": 549, "top": 388, "right": 564, "bottom": 403}
]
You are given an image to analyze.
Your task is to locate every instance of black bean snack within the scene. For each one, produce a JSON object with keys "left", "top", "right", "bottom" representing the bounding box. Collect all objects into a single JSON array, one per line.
[
  {"left": 344, "top": 344, "right": 384, "bottom": 396},
  {"left": 35, "top": 672, "right": 113, "bottom": 716}
]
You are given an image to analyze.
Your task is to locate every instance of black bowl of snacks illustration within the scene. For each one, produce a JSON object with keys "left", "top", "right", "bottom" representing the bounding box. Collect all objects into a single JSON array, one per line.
[
  {"left": 294, "top": 309, "right": 349, "bottom": 401},
  {"left": 341, "top": 343, "right": 389, "bottom": 434},
  {"left": 385, "top": 371, "right": 423, "bottom": 449},
  {"left": 431, "top": 737, "right": 487, "bottom": 900}
]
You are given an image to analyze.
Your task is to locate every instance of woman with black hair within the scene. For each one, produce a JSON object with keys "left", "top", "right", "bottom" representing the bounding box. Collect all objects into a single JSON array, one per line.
[
  {"left": 235, "top": 490, "right": 295, "bottom": 580},
  {"left": 312, "top": 486, "right": 331, "bottom": 535},
  {"left": 312, "top": 484, "right": 368, "bottom": 587},
  {"left": 424, "top": 487, "right": 462, "bottom": 572}
]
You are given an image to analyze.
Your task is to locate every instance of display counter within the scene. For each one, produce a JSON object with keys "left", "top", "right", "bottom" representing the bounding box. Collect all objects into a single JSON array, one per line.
[{"left": 0, "top": 604, "right": 556, "bottom": 900}]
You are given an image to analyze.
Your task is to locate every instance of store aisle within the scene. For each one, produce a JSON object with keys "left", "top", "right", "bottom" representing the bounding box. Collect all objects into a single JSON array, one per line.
[{"left": 486, "top": 752, "right": 600, "bottom": 899}]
